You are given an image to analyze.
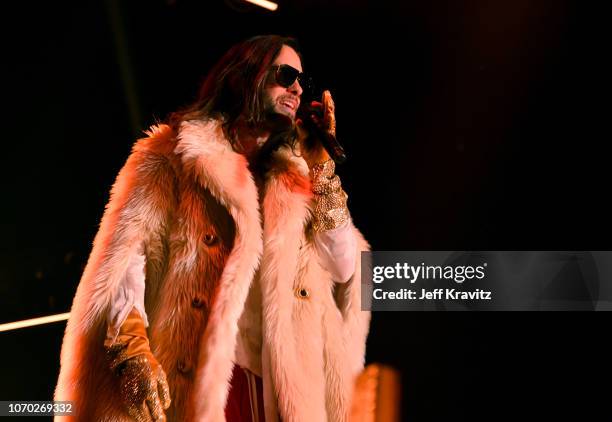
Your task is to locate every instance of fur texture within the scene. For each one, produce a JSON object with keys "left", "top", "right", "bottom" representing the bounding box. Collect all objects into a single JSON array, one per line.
[
  {"left": 55, "top": 119, "right": 370, "bottom": 421},
  {"left": 257, "top": 148, "right": 370, "bottom": 422}
]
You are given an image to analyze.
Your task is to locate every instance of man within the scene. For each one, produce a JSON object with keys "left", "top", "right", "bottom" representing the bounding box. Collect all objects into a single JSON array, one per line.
[{"left": 55, "top": 35, "right": 370, "bottom": 421}]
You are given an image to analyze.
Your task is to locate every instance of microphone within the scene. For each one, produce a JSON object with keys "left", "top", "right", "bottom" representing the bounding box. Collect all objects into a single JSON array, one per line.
[{"left": 296, "top": 91, "right": 347, "bottom": 164}]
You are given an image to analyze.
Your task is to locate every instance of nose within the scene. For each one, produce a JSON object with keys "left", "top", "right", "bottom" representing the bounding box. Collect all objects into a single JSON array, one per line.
[{"left": 288, "top": 79, "right": 303, "bottom": 97}]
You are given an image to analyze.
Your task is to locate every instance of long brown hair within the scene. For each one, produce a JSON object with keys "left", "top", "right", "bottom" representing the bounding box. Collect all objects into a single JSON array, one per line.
[{"left": 169, "top": 35, "right": 302, "bottom": 151}]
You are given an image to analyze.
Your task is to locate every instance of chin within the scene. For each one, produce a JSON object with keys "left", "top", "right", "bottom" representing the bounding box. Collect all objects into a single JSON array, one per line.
[{"left": 275, "top": 108, "right": 296, "bottom": 120}]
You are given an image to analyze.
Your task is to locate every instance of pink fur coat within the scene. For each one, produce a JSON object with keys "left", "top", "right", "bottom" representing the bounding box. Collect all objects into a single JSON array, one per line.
[{"left": 55, "top": 119, "right": 370, "bottom": 421}]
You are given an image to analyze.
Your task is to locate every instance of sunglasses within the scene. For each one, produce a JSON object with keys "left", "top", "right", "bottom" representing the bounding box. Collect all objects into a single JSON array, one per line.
[{"left": 270, "top": 64, "right": 313, "bottom": 92}]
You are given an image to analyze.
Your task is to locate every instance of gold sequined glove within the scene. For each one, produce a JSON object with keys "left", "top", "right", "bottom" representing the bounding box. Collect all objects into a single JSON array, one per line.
[
  {"left": 105, "top": 308, "right": 171, "bottom": 421},
  {"left": 311, "top": 159, "right": 350, "bottom": 232}
]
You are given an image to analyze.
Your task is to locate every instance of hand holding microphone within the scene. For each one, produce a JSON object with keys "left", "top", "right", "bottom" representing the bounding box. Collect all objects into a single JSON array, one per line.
[{"left": 297, "top": 90, "right": 347, "bottom": 168}]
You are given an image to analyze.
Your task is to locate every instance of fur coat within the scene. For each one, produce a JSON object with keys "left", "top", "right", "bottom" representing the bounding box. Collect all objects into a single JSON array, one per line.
[{"left": 54, "top": 119, "right": 370, "bottom": 421}]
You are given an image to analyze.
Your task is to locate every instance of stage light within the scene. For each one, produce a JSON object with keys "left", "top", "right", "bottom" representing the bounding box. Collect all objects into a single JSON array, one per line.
[
  {"left": 245, "top": 0, "right": 278, "bottom": 11},
  {"left": 0, "top": 312, "right": 70, "bottom": 332}
]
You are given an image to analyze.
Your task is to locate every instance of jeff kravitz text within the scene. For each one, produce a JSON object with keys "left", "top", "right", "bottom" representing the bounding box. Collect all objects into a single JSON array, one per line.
[{"left": 372, "top": 288, "right": 492, "bottom": 300}]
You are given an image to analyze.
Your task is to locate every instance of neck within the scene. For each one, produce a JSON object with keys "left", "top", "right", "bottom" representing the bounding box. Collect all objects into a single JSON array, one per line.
[{"left": 234, "top": 120, "right": 270, "bottom": 162}]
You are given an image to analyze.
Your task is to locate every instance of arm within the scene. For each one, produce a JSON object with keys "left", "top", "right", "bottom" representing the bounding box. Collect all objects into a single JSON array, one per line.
[
  {"left": 104, "top": 246, "right": 171, "bottom": 422},
  {"left": 106, "top": 243, "right": 148, "bottom": 343},
  {"left": 299, "top": 91, "right": 357, "bottom": 283},
  {"left": 310, "top": 159, "right": 357, "bottom": 283}
]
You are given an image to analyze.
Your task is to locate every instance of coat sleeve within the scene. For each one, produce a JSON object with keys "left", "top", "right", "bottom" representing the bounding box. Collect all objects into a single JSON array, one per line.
[{"left": 55, "top": 129, "right": 177, "bottom": 417}]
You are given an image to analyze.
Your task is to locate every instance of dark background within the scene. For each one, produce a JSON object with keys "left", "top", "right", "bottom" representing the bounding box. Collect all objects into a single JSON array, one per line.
[{"left": 2, "top": 0, "right": 610, "bottom": 420}]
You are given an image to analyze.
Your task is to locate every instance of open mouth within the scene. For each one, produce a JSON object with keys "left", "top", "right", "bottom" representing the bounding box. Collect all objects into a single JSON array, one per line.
[{"left": 279, "top": 98, "right": 298, "bottom": 112}]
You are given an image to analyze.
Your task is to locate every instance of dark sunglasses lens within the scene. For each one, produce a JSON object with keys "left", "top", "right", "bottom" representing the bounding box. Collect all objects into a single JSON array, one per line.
[{"left": 276, "top": 65, "right": 299, "bottom": 87}]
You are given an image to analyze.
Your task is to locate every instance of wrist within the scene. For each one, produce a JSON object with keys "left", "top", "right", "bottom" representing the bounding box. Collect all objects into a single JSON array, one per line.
[
  {"left": 306, "top": 148, "right": 331, "bottom": 169},
  {"left": 310, "top": 158, "right": 335, "bottom": 184},
  {"left": 104, "top": 308, "right": 154, "bottom": 372}
]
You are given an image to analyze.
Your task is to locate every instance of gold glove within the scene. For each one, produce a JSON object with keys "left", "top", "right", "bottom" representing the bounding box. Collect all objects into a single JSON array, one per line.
[
  {"left": 322, "top": 90, "right": 336, "bottom": 138},
  {"left": 105, "top": 308, "right": 171, "bottom": 421},
  {"left": 311, "top": 159, "right": 350, "bottom": 232}
]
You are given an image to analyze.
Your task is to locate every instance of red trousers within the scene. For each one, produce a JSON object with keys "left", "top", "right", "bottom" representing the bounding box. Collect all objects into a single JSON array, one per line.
[{"left": 225, "top": 365, "right": 266, "bottom": 422}]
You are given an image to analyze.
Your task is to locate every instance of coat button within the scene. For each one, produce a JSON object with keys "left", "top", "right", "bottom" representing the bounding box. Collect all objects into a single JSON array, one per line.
[
  {"left": 177, "top": 359, "right": 192, "bottom": 374},
  {"left": 191, "top": 296, "right": 204, "bottom": 308},
  {"left": 202, "top": 233, "right": 217, "bottom": 246},
  {"left": 295, "top": 287, "right": 310, "bottom": 299}
]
